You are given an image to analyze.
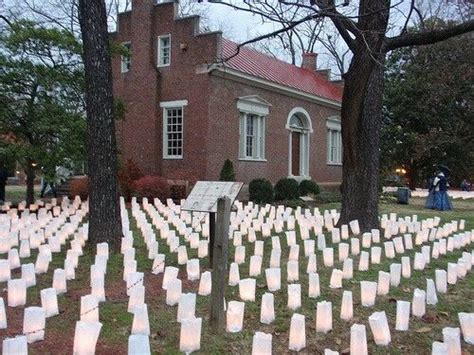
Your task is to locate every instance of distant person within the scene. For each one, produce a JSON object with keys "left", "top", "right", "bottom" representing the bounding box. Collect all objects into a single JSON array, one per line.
[
  {"left": 461, "top": 179, "right": 471, "bottom": 192},
  {"left": 40, "top": 165, "right": 57, "bottom": 198},
  {"left": 0, "top": 164, "right": 8, "bottom": 202},
  {"left": 432, "top": 165, "right": 453, "bottom": 211},
  {"left": 425, "top": 172, "right": 436, "bottom": 209}
]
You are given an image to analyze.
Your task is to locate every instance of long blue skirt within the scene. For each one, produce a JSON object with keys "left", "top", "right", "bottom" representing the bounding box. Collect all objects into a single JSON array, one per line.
[
  {"left": 433, "top": 191, "right": 453, "bottom": 211},
  {"left": 425, "top": 191, "right": 435, "bottom": 209}
]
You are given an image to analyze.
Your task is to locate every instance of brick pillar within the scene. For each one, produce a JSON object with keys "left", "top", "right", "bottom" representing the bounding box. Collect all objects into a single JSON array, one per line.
[{"left": 301, "top": 52, "right": 317, "bottom": 71}]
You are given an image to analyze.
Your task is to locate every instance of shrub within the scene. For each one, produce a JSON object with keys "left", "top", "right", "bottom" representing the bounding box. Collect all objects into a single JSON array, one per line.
[
  {"left": 69, "top": 177, "right": 88, "bottom": 200},
  {"left": 299, "top": 179, "right": 320, "bottom": 196},
  {"left": 133, "top": 175, "right": 170, "bottom": 201},
  {"left": 274, "top": 178, "right": 300, "bottom": 201},
  {"left": 219, "top": 159, "right": 235, "bottom": 181},
  {"left": 249, "top": 178, "right": 274, "bottom": 204},
  {"left": 118, "top": 159, "right": 144, "bottom": 201}
]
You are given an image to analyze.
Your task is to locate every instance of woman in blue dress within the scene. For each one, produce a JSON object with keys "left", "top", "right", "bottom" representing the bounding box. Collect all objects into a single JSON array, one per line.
[
  {"left": 425, "top": 173, "right": 436, "bottom": 209},
  {"left": 432, "top": 166, "right": 453, "bottom": 211}
]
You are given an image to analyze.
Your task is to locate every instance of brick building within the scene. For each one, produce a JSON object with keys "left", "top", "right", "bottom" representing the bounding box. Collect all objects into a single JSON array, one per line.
[{"left": 111, "top": 0, "right": 343, "bottom": 186}]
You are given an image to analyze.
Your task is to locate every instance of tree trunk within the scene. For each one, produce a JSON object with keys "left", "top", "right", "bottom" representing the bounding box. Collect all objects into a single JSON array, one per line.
[
  {"left": 79, "top": 0, "right": 122, "bottom": 250},
  {"left": 406, "top": 166, "right": 417, "bottom": 190},
  {"left": 25, "top": 161, "right": 35, "bottom": 206},
  {"left": 336, "top": 0, "right": 390, "bottom": 232},
  {"left": 338, "top": 55, "right": 385, "bottom": 231}
]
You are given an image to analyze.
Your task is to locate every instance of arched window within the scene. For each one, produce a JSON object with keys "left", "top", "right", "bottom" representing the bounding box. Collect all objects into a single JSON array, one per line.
[{"left": 286, "top": 108, "right": 312, "bottom": 178}]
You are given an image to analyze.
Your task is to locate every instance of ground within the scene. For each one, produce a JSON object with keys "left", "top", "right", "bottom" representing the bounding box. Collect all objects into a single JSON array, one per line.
[
  {"left": 4, "top": 185, "right": 40, "bottom": 204},
  {"left": 0, "top": 193, "right": 473, "bottom": 354}
]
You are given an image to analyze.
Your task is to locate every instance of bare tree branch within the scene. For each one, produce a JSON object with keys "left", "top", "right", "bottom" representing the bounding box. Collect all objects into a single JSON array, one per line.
[
  {"left": 221, "top": 11, "right": 326, "bottom": 62},
  {"left": 385, "top": 19, "right": 474, "bottom": 51},
  {"left": 401, "top": 0, "right": 416, "bottom": 34},
  {"left": 0, "top": 14, "right": 13, "bottom": 28}
]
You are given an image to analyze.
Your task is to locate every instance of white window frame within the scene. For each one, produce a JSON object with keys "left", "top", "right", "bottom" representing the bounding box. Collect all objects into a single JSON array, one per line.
[
  {"left": 157, "top": 34, "right": 171, "bottom": 67},
  {"left": 120, "top": 41, "right": 131, "bottom": 73},
  {"left": 239, "top": 113, "right": 266, "bottom": 161},
  {"left": 326, "top": 117, "right": 342, "bottom": 165},
  {"left": 237, "top": 96, "right": 271, "bottom": 162},
  {"left": 160, "top": 100, "right": 188, "bottom": 159}
]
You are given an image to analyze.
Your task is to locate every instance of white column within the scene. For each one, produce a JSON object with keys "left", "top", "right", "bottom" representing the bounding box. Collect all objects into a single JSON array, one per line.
[{"left": 288, "top": 132, "right": 292, "bottom": 176}]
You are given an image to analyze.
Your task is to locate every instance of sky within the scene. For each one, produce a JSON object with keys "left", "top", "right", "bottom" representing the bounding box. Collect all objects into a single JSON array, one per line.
[
  {"left": 204, "top": 2, "right": 275, "bottom": 42},
  {"left": 3, "top": 0, "right": 468, "bottom": 76}
]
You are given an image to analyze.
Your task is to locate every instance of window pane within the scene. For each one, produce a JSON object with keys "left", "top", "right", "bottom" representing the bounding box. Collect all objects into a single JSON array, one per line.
[
  {"left": 165, "top": 106, "right": 183, "bottom": 157},
  {"left": 159, "top": 36, "right": 171, "bottom": 65}
]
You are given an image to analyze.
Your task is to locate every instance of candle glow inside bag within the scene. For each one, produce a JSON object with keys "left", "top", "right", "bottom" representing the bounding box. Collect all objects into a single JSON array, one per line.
[
  {"left": 179, "top": 317, "right": 202, "bottom": 353},
  {"left": 260, "top": 293, "right": 275, "bottom": 324},
  {"left": 288, "top": 313, "right": 306, "bottom": 351},
  {"left": 252, "top": 332, "right": 272, "bottom": 355},
  {"left": 73, "top": 321, "right": 102, "bottom": 355}
]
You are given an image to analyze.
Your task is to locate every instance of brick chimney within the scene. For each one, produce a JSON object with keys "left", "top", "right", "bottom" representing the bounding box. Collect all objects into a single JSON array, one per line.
[{"left": 301, "top": 52, "right": 318, "bottom": 71}]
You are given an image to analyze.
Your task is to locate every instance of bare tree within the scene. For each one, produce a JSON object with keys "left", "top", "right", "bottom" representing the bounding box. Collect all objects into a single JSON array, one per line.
[{"left": 207, "top": 0, "right": 474, "bottom": 231}]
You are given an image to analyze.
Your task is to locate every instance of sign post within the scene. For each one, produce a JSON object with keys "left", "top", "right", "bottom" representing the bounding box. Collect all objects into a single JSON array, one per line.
[
  {"left": 209, "top": 211, "right": 216, "bottom": 264},
  {"left": 182, "top": 181, "right": 243, "bottom": 333},
  {"left": 181, "top": 181, "right": 243, "bottom": 265},
  {"left": 209, "top": 196, "right": 231, "bottom": 333}
]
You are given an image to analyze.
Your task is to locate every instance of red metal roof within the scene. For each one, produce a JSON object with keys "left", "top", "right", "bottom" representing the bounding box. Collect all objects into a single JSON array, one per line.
[{"left": 221, "top": 39, "right": 343, "bottom": 103}]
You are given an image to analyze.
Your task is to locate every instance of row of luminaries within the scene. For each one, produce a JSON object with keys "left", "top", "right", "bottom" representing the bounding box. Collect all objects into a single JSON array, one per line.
[
  {"left": 1, "top": 197, "right": 473, "bottom": 354},
  {"left": 132, "top": 199, "right": 474, "bottom": 353},
  {"left": 0, "top": 201, "right": 95, "bottom": 354}
]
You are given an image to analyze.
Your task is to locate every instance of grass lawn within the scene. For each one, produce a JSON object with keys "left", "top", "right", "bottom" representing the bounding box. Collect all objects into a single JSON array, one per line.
[
  {"left": 5, "top": 185, "right": 41, "bottom": 205},
  {"left": 0, "top": 197, "right": 472, "bottom": 354}
]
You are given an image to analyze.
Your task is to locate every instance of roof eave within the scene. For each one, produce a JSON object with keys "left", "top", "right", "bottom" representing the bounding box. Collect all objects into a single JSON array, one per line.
[{"left": 202, "top": 64, "right": 342, "bottom": 110}]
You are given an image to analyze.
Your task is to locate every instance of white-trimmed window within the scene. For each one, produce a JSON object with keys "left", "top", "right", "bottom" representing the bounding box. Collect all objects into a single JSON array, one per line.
[
  {"left": 120, "top": 42, "right": 131, "bottom": 73},
  {"left": 160, "top": 100, "right": 188, "bottom": 159},
  {"left": 327, "top": 118, "right": 342, "bottom": 165},
  {"left": 157, "top": 35, "right": 171, "bottom": 67},
  {"left": 237, "top": 96, "right": 271, "bottom": 161},
  {"left": 240, "top": 113, "right": 265, "bottom": 160},
  {"left": 286, "top": 108, "right": 313, "bottom": 178}
]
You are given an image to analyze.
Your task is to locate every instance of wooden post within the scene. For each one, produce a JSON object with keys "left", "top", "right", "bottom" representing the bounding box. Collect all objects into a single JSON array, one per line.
[
  {"left": 208, "top": 212, "right": 215, "bottom": 266},
  {"left": 210, "top": 197, "right": 231, "bottom": 334}
]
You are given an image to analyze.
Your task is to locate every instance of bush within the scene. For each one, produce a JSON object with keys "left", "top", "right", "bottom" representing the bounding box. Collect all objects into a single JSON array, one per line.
[
  {"left": 219, "top": 159, "right": 235, "bottom": 181},
  {"left": 249, "top": 178, "right": 274, "bottom": 204},
  {"left": 69, "top": 177, "right": 88, "bottom": 200},
  {"left": 133, "top": 175, "right": 170, "bottom": 201},
  {"left": 299, "top": 179, "right": 320, "bottom": 196},
  {"left": 118, "top": 159, "right": 144, "bottom": 201},
  {"left": 274, "top": 178, "right": 300, "bottom": 201}
]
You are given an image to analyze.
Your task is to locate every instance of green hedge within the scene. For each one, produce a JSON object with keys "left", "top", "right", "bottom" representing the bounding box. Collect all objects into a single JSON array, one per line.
[
  {"left": 299, "top": 179, "right": 320, "bottom": 196},
  {"left": 274, "top": 178, "right": 299, "bottom": 201},
  {"left": 249, "top": 178, "right": 274, "bottom": 204}
]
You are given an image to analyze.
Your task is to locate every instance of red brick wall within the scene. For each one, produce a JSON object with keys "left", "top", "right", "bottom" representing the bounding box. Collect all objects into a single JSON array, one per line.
[
  {"left": 112, "top": 0, "right": 220, "bottom": 179},
  {"left": 112, "top": 0, "right": 342, "bottom": 186},
  {"left": 206, "top": 75, "right": 342, "bottom": 185}
]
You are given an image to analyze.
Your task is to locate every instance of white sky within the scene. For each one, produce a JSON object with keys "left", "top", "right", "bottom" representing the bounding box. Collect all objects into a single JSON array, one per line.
[
  {"left": 3, "top": 0, "right": 467, "bottom": 75},
  {"left": 204, "top": 2, "right": 274, "bottom": 42}
]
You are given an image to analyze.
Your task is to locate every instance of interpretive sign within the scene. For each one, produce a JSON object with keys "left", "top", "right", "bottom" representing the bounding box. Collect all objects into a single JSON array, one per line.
[{"left": 181, "top": 181, "right": 243, "bottom": 213}]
